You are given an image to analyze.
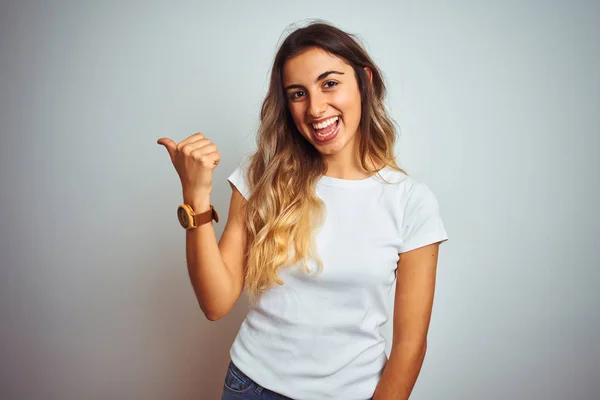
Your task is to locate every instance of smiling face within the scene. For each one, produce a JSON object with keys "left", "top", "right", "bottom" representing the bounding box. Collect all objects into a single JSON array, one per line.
[{"left": 282, "top": 47, "right": 363, "bottom": 158}]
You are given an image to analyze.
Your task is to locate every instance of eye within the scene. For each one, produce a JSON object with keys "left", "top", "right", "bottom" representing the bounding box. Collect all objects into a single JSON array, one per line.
[
  {"left": 324, "top": 80, "right": 338, "bottom": 88},
  {"left": 290, "top": 90, "right": 306, "bottom": 99}
]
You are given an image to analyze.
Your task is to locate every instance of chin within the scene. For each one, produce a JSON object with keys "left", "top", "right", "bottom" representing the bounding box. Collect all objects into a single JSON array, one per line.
[{"left": 314, "top": 142, "right": 346, "bottom": 155}]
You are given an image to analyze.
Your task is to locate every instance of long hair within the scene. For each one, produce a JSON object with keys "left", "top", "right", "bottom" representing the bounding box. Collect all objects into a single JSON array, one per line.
[{"left": 243, "top": 21, "right": 403, "bottom": 301}]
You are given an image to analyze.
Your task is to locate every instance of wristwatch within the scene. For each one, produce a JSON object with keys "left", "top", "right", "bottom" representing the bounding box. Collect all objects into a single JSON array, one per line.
[{"left": 177, "top": 204, "right": 220, "bottom": 230}]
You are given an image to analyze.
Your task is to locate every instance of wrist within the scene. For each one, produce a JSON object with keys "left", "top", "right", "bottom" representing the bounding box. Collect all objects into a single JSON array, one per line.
[{"left": 182, "top": 191, "right": 211, "bottom": 212}]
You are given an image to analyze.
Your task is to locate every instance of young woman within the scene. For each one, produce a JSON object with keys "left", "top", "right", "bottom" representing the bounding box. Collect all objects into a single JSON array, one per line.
[{"left": 158, "top": 21, "right": 448, "bottom": 400}]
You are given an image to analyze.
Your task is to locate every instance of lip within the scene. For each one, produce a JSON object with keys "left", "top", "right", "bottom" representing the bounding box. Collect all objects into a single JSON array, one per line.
[
  {"left": 311, "top": 118, "right": 340, "bottom": 143},
  {"left": 309, "top": 115, "right": 340, "bottom": 125}
]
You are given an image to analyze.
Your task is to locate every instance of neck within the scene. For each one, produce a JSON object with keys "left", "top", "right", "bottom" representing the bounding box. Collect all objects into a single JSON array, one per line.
[{"left": 323, "top": 138, "right": 380, "bottom": 180}]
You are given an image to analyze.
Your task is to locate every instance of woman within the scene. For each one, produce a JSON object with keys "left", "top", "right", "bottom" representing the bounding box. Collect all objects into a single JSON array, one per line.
[{"left": 158, "top": 21, "right": 448, "bottom": 400}]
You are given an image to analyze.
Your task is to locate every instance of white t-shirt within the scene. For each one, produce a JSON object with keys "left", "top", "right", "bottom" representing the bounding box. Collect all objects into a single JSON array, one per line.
[{"left": 226, "top": 164, "right": 448, "bottom": 400}]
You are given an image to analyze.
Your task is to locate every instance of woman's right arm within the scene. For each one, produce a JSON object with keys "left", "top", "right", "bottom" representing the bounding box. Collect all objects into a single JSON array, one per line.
[
  {"left": 184, "top": 186, "right": 247, "bottom": 321},
  {"left": 157, "top": 132, "right": 247, "bottom": 321}
]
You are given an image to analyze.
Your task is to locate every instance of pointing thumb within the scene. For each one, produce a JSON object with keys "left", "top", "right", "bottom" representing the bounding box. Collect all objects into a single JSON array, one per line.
[{"left": 157, "top": 138, "right": 177, "bottom": 161}]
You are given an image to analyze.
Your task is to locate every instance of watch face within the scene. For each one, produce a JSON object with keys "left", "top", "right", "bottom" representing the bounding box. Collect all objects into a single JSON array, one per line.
[{"left": 177, "top": 206, "right": 190, "bottom": 228}]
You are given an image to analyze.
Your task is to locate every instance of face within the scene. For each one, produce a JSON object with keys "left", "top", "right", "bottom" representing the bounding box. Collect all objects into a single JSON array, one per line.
[{"left": 282, "top": 47, "right": 364, "bottom": 158}]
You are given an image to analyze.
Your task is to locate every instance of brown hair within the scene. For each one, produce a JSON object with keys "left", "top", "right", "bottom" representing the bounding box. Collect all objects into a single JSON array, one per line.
[{"left": 243, "top": 21, "right": 403, "bottom": 301}]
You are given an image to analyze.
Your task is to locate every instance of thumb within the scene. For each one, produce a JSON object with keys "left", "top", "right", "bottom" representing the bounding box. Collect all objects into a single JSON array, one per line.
[{"left": 157, "top": 138, "right": 177, "bottom": 161}]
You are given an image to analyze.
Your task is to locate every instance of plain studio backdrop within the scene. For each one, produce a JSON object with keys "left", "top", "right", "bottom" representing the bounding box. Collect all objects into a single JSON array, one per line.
[{"left": 1, "top": 1, "right": 598, "bottom": 399}]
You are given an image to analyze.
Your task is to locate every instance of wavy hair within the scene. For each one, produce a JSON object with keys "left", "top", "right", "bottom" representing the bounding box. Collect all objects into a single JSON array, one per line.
[{"left": 243, "top": 21, "right": 404, "bottom": 301}]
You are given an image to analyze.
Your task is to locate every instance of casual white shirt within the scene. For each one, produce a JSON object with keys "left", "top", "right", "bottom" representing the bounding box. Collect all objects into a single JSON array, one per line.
[{"left": 226, "top": 164, "right": 448, "bottom": 400}]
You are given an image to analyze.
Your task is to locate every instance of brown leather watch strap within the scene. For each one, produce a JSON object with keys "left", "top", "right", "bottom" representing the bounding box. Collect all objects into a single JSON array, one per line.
[{"left": 193, "top": 205, "right": 220, "bottom": 227}]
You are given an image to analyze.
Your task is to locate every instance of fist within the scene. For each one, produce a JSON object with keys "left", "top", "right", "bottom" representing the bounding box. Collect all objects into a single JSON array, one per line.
[{"left": 157, "top": 133, "right": 220, "bottom": 195}]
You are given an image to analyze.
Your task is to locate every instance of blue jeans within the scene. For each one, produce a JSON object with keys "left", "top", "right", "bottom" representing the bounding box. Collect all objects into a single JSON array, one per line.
[{"left": 221, "top": 361, "right": 293, "bottom": 400}]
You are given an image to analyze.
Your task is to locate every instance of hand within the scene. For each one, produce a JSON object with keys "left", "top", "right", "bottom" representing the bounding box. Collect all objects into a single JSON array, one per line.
[{"left": 157, "top": 133, "right": 220, "bottom": 196}]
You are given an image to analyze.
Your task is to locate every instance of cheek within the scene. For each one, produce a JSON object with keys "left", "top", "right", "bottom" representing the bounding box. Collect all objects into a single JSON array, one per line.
[
  {"left": 288, "top": 104, "right": 310, "bottom": 134},
  {"left": 286, "top": 101, "right": 299, "bottom": 117},
  {"left": 335, "top": 90, "right": 361, "bottom": 122}
]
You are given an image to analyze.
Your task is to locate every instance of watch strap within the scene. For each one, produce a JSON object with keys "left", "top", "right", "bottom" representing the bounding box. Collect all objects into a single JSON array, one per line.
[{"left": 193, "top": 205, "right": 220, "bottom": 227}]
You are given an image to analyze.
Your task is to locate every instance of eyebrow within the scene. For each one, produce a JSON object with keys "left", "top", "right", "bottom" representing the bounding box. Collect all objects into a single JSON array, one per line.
[{"left": 284, "top": 70, "right": 345, "bottom": 91}]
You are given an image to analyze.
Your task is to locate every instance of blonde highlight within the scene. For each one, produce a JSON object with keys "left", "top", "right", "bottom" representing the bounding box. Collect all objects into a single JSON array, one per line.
[{"left": 242, "top": 21, "right": 405, "bottom": 302}]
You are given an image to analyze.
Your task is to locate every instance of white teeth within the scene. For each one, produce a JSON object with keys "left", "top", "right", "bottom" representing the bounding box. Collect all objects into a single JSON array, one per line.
[{"left": 311, "top": 116, "right": 338, "bottom": 130}]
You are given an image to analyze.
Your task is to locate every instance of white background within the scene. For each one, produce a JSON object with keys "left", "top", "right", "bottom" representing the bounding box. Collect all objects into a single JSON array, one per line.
[{"left": 1, "top": 0, "right": 598, "bottom": 399}]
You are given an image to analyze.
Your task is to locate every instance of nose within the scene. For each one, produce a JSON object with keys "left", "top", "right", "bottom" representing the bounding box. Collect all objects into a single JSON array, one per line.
[{"left": 307, "top": 92, "right": 326, "bottom": 119}]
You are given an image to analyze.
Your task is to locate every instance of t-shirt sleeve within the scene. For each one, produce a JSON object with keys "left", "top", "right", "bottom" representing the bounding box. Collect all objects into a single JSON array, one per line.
[
  {"left": 399, "top": 182, "right": 448, "bottom": 253},
  {"left": 227, "top": 163, "right": 251, "bottom": 200}
]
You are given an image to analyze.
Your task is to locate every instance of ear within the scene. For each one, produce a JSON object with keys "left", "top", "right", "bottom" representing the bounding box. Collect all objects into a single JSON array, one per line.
[{"left": 363, "top": 67, "right": 373, "bottom": 83}]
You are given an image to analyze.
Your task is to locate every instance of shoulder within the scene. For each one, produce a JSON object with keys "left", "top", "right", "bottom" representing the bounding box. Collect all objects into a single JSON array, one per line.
[
  {"left": 401, "top": 177, "right": 440, "bottom": 214},
  {"left": 378, "top": 168, "right": 438, "bottom": 209},
  {"left": 380, "top": 170, "right": 447, "bottom": 253},
  {"left": 227, "top": 157, "right": 252, "bottom": 200}
]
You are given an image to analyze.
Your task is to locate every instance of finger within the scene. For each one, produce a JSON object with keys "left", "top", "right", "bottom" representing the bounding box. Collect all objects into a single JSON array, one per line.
[
  {"left": 176, "top": 132, "right": 206, "bottom": 151},
  {"left": 156, "top": 138, "right": 177, "bottom": 161},
  {"left": 208, "top": 152, "right": 221, "bottom": 168},
  {"left": 180, "top": 138, "right": 213, "bottom": 156},
  {"left": 191, "top": 148, "right": 220, "bottom": 168},
  {"left": 190, "top": 143, "right": 218, "bottom": 159}
]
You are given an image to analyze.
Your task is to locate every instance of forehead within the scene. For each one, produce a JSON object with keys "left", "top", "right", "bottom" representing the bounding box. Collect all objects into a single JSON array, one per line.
[{"left": 282, "top": 47, "right": 350, "bottom": 84}]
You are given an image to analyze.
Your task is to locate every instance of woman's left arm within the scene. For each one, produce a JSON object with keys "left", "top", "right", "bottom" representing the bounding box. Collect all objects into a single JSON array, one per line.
[{"left": 372, "top": 242, "right": 441, "bottom": 400}]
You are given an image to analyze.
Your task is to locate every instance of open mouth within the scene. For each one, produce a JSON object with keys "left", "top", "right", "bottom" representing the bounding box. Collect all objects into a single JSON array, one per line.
[{"left": 311, "top": 116, "right": 340, "bottom": 142}]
